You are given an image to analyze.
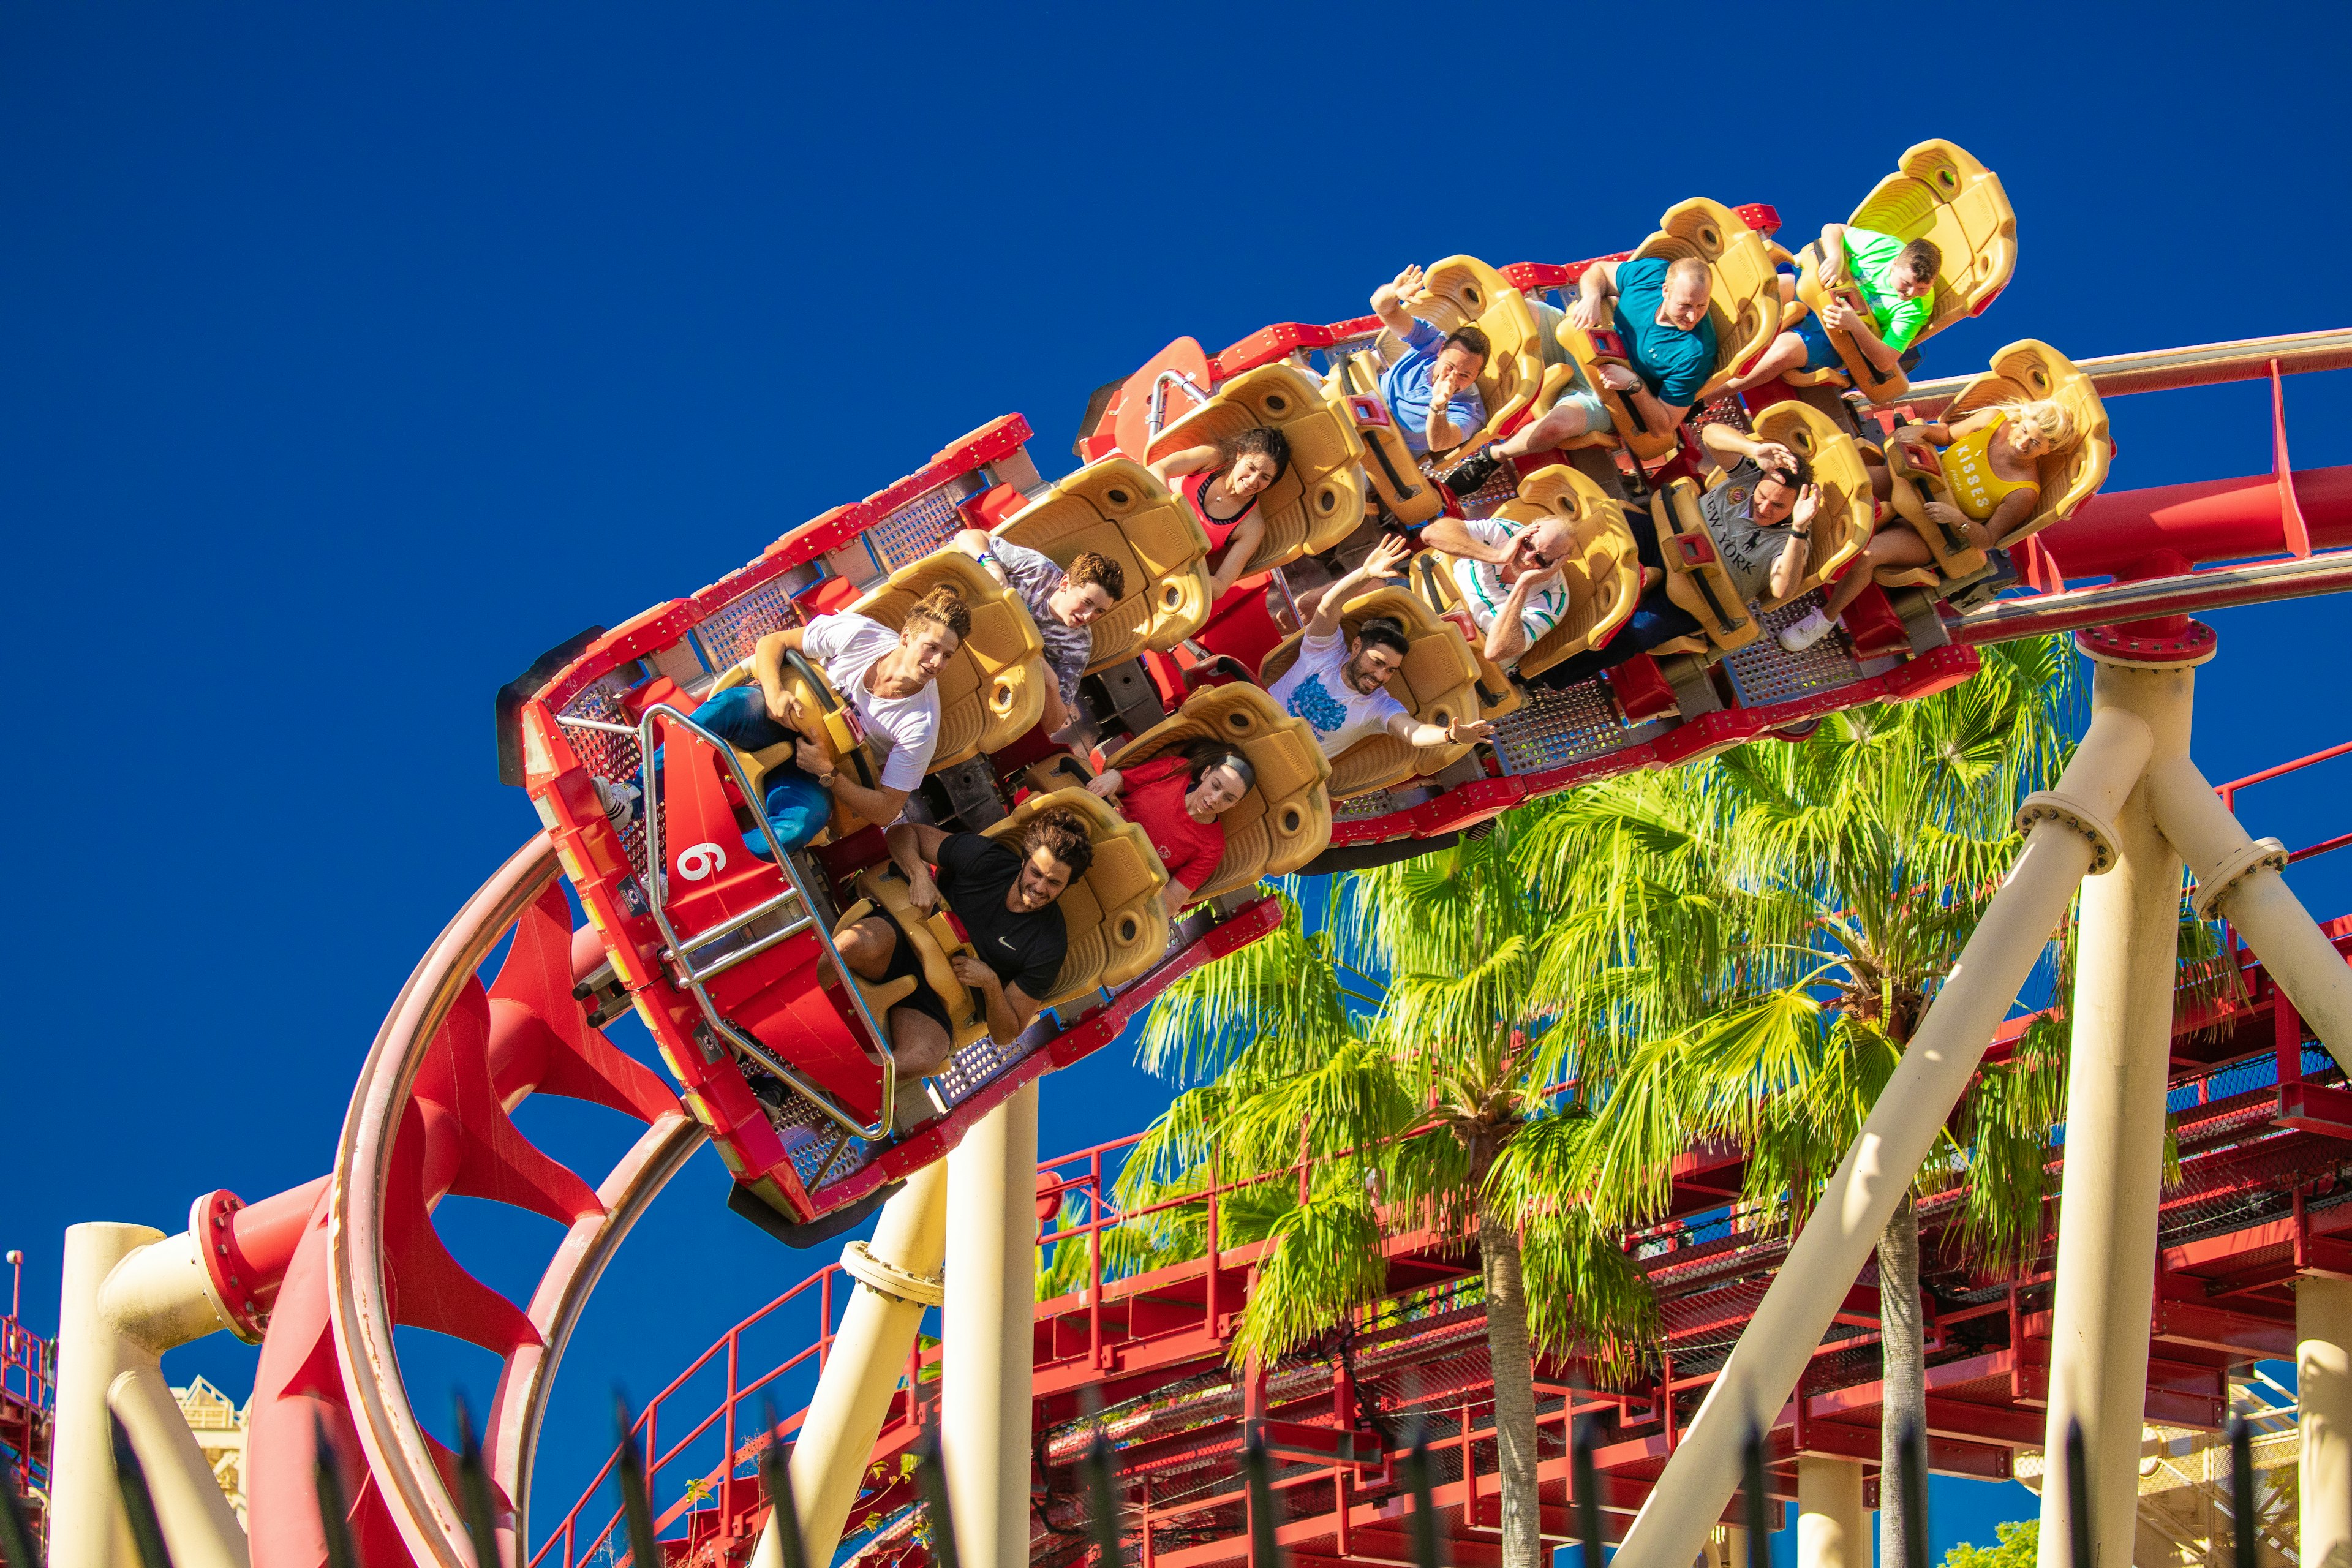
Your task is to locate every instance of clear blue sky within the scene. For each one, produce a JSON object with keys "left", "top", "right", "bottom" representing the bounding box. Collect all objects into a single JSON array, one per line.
[{"left": 4, "top": 2, "right": 2348, "bottom": 1560}]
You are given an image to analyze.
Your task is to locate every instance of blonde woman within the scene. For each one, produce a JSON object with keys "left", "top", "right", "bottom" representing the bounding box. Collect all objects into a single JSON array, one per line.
[{"left": 1781, "top": 400, "right": 2077, "bottom": 650}]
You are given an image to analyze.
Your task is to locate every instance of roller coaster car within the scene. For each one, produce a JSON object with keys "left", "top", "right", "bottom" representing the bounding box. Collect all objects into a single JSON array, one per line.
[
  {"left": 1876, "top": 339, "right": 2111, "bottom": 591},
  {"left": 1107, "top": 684, "right": 1333, "bottom": 902},
  {"left": 1650, "top": 478, "right": 1760, "bottom": 654},
  {"left": 1782, "top": 140, "right": 2017, "bottom": 398},
  {"left": 1145, "top": 366, "right": 1367, "bottom": 576},
  {"left": 1562, "top": 198, "right": 1782, "bottom": 463},
  {"left": 831, "top": 790, "right": 1171, "bottom": 1055},
  {"left": 1259, "top": 587, "right": 1484, "bottom": 798},
  {"left": 1743, "top": 402, "right": 1874, "bottom": 610},
  {"left": 993, "top": 457, "right": 1215, "bottom": 670},
  {"left": 1415, "top": 466, "right": 1643, "bottom": 685},
  {"left": 854, "top": 551, "right": 1050, "bottom": 767}
]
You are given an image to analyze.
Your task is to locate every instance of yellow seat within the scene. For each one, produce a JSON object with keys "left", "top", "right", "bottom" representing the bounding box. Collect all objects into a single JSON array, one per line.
[
  {"left": 1562, "top": 198, "right": 1781, "bottom": 462},
  {"left": 1326, "top": 354, "right": 1447, "bottom": 528},
  {"left": 993, "top": 458, "right": 1214, "bottom": 672},
  {"left": 1651, "top": 477, "right": 1760, "bottom": 654},
  {"left": 1145, "top": 366, "right": 1366, "bottom": 577},
  {"left": 1742, "top": 402, "right": 1874, "bottom": 611},
  {"left": 1107, "top": 684, "right": 1334, "bottom": 903},
  {"left": 704, "top": 655, "right": 875, "bottom": 841},
  {"left": 837, "top": 866, "right": 986, "bottom": 1044},
  {"left": 1371, "top": 255, "right": 1577, "bottom": 459},
  {"left": 851, "top": 551, "right": 1048, "bottom": 769},
  {"left": 1787, "top": 140, "right": 2017, "bottom": 398},
  {"left": 981, "top": 789, "right": 1169, "bottom": 1012},
  {"left": 1258, "top": 587, "right": 1483, "bottom": 799},
  {"left": 1877, "top": 339, "right": 2111, "bottom": 589}
]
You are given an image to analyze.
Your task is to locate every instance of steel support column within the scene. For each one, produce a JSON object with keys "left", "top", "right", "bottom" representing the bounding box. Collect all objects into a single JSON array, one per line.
[
  {"left": 753, "top": 1160, "right": 951, "bottom": 1568},
  {"left": 1797, "top": 1457, "right": 1867, "bottom": 1568},
  {"left": 2301, "top": 1275, "right": 2352, "bottom": 1568},
  {"left": 943, "top": 1082, "right": 1040, "bottom": 1568},
  {"left": 1611, "top": 701, "right": 2154, "bottom": 1568},
  {"left": 2035, "top": 657, "right": 2195, "bottom": 1568}
]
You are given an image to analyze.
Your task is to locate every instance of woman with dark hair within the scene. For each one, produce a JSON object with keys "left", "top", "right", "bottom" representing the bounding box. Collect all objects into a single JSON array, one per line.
[
  {"left": 1147, "top": 426, "right": 1293, "bottom": 601},
  {"left": 1087, "top": 739, "right": 1257, "bottom": 915}
]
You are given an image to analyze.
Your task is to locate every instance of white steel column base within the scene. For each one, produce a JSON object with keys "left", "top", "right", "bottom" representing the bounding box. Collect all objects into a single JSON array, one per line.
[{"left": 943, "top": 1082, "right": 1040, "bottom": 1568}]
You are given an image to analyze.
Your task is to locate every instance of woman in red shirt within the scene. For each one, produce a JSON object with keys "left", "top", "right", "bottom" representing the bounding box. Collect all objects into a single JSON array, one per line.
[
  {"left": 1147, "top": 427, "right": 1292, "bottom": 603},
  {"left": 1087, "top": 741, "right": 1256, "bottom": 915}
]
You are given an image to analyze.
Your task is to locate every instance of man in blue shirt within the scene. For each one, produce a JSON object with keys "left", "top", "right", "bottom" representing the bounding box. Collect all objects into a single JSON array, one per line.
[
  {"left": 1566, "top": 255, "right": 1719, "bottom": 435},
  {"left": 1370, "top": 263, "right": 1489, "bottom": 458}
]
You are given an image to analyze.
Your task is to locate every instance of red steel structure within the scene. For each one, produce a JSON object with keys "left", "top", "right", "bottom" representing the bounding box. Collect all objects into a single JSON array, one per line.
[
  {"left": 522, "top": 745, "right": 2352, "bottom": 1568},
  {"left": 1, "top": 1267, "right": 55, "bottom": 1551}
]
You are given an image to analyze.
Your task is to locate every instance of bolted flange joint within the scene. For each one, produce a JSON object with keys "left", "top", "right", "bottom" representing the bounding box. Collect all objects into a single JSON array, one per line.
[
  {"left": 840, "top": 1239, "right": 946, "bottom": 1308},
  {"left": 2075, "top": 620, "right": 2218, "bottom": 670},
  {"left": 2017, "top": 790, "right": 2122, "bottom": 876},
  {"left": 2188, "top": 836, "right": 2290, "bottom": 921}
]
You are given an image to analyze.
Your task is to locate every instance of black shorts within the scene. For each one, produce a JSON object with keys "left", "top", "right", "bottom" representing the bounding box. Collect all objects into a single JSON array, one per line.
[{"left": 875, "top": 909, "right": 954, "bottom": 1035}]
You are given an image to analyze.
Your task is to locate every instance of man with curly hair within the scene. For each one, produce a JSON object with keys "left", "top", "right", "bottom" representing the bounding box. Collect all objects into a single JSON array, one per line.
[
  {"left": 835, "top": 805, "right": 1094, "bottom": 1077},
  {"left": 951, "top": 530, "right": 1124, "bottom": 741}
]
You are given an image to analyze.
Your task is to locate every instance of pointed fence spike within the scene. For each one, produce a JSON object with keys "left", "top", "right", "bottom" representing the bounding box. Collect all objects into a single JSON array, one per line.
[
  {"left": 313, "top": 1417, "right": 359, "bottom": 1568},
  {"left": 2228, "top": 1415, "right": 2256, "bottom": 1568},
  {"left": 1084, "top": 1428, "right": 1125, "bottom": 1568},
  {"left": 454, "top": 1393, "right": 503, "bottom": 1568},
  {"left": 1571, "top": 1415, "right": 1602, "bottom": 1568},
  {"left": 108, "top": 1410, "right": 176, "bottom": 1568},
  {"left": 913, "top": 1426, "right": 963, "bottom": 1568},
  {"left": 1742, "top": 1420, "right": 1770, "bottom": 1568},
  {"left": 0, "top": 1471, "right": 41, "bottom": 1568},
  {"left": 758, "top": 1400, "right": 810, "bottom": 1568},
  {"left": 2062, "top": 1419, "right": 2091, "bottom": 1568},
  {"left": 1241, "top": 1430, "right": 1284, "bottom": 1568},
  {"left": 1897, "top": 1416, "right": 1928, "bottom": 1568},
  {"left": 614, "top": 1394, "right": 662, "bottom": 1568},
  {"left": 1401, "top": 1420, "right": 1442, "bottom": 1568}
]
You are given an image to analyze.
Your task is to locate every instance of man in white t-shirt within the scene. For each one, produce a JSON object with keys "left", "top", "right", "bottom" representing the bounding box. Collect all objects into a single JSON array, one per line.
[
  {"left": 745, "top": 586, "right": 970, "bottom": 829},
  {"left": 1266, "top": 534, "right": 1495, "bottom": 761},
  {"left": 1420, "top": 515, "right": 1575, "bottom": 668}
]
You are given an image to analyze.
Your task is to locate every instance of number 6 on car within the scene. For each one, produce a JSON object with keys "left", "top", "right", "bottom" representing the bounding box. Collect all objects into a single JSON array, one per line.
[{"left": 676, "top": 842, "right": 727, "bottom": 881}]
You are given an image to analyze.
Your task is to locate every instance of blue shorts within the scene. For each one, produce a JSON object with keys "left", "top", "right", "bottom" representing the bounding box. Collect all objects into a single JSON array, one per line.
[
  {"left": 1796, "top": 312, "right": 1923, "bottom": 376},
  {"left": 687, "top": 685, "right": 832, "bottom": 856}
]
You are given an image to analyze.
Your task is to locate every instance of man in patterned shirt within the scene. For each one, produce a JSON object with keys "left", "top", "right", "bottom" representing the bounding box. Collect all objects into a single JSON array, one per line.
[
  {"left": 1420, "top": 515, "right": 1575, "bottom": 668},
  {"left": 950, "top": 530, "right": 1124, "bottom": 742}
]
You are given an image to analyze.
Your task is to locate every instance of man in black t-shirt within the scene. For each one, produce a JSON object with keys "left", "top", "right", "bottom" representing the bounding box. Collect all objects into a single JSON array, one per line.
[{"left": 831, "top": 807, "right": 1095, "bottom": 1080}]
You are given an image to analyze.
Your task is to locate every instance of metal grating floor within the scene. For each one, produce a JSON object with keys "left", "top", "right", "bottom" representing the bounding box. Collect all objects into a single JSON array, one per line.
[
  {"left": 1491, "top": 677, "right": 1634, "bottom": 775},
  {"left": 1724, "top": 594, "right": 1874, "bottom": 707}
]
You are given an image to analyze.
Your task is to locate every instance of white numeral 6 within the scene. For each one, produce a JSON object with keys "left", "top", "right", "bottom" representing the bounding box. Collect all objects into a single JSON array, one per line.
[{"left": 676, "top": 842, "right": 728, "bottom": 881}]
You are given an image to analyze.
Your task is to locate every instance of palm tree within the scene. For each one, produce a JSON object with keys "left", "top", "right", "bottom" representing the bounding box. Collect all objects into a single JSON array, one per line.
[
  {"left": 1118, "top": 845, "right": 1654, "bottom": 1568},
  {"left": 1532, "top": 637, "right": 2233, "bottom": 1568}
]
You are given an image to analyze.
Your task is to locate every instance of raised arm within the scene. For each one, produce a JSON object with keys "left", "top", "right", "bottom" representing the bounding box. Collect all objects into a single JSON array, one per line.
[
  {"left": 1768, "top": 486, "right": 1819, "bottom": 602},
  {"left": 1146, "top": 443, "right": 1221, "bottom": 487},
  {"left": 1814, "top": 224, "right": 1847, "bottom": 287},
  {"left": 1484, "top": 566, "right": 1562, "bottom": 665},
  {"left": 1304, "top": 534, "right": 1413, "bottom": 640},
  {"left": 1417, "top": 516, "right": 1515, "bottom": 565},
  {"left": 1371, "top": 263, "right": 1427, "bottom": 335},
  {"left": 1700, "top": 421, "right": 1798, "bottom": 474},
  {"left": 1384, "top": 707, "right": 1495, "bottom": 750},
  {"left": 949, "top": 529, "right": 1014, "bottom": 592}
]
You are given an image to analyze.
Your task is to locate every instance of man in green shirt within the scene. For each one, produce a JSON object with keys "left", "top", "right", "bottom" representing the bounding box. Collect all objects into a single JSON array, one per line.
[{"left": 1720, "top": 223, "right": 1940, "bottom": 394}]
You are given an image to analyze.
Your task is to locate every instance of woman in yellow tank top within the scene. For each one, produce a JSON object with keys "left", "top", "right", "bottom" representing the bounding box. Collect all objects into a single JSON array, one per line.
[{"left": 1780, "top": 400, "right": 2077, "bottom": 650}]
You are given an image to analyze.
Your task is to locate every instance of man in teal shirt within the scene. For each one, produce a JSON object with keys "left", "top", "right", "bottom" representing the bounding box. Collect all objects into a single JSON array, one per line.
[
  {"left": 1722, "top": 224, "right": 1940, "bottom": 394},
  {"left": 1566, "top": 254, "right": 1719, "bottom": 433}
]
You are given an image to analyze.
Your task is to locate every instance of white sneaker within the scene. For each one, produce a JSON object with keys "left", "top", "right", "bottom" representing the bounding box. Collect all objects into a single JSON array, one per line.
[
  {"left": 592, "top": 776, "right": 641, "bottom": 830},
  {"left": 1778, "top": 610, "right": 1835, "bottom": 652}
]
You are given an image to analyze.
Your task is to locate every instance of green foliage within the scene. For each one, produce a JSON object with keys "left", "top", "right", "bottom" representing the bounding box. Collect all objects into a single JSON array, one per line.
[{"left": 1942, "top": 1517, "right": 2037, "bottom": 1568}]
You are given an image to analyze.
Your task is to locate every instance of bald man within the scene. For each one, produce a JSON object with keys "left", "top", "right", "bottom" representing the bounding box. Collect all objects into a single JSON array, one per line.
[
  {"left": 1566, "top": 254, "right": 1719, "bottom": 435},
  {"left": 1420, "top": 514, "right": 1578, "bottom": 668}
]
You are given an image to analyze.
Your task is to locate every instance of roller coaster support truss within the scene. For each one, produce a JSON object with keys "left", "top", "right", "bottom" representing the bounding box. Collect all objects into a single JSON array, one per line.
[{"left": 1611, "top": 627, "right": 2352, "bottom": 1568}]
